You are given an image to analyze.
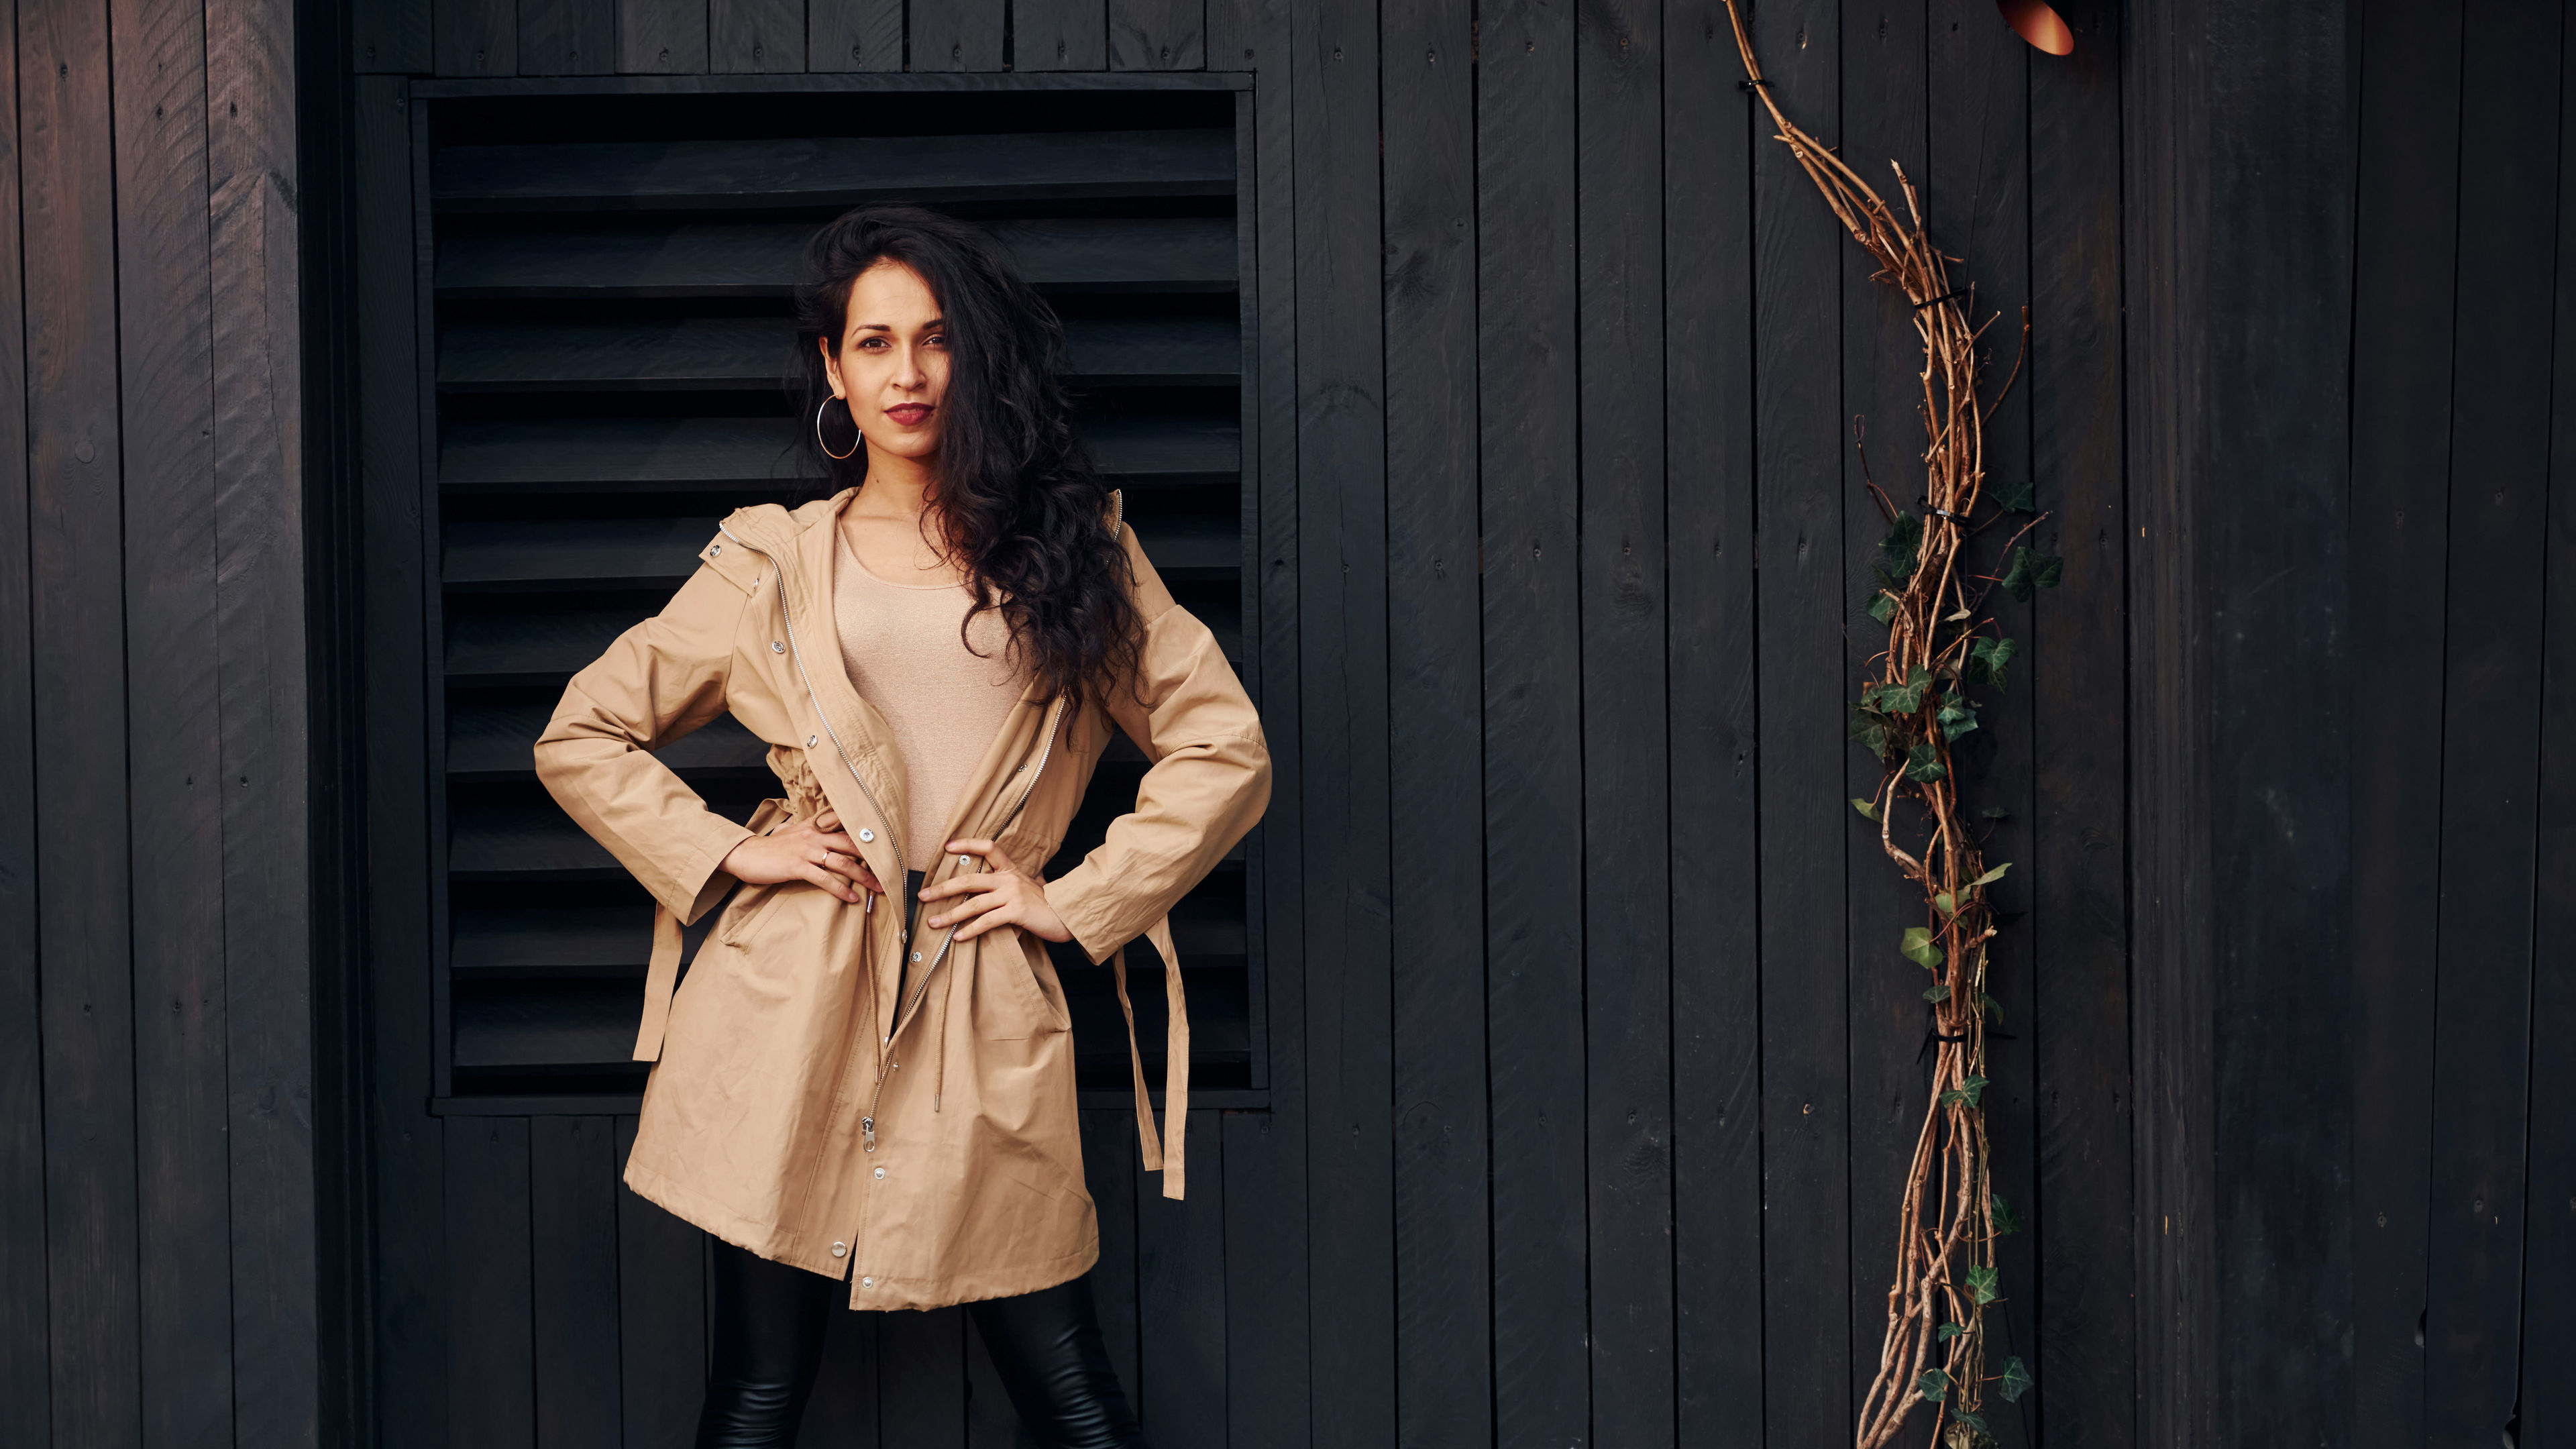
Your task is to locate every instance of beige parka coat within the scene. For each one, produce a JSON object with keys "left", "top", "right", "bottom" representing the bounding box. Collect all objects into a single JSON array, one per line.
[{"left": 532, "top": 487, "right": 1269, "bottom": 1310}]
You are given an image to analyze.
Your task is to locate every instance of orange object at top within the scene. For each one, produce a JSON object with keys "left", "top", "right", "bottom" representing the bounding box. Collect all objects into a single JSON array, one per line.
[{"left": 1999, "top": 0, "right": 2075, "bottom": 54}]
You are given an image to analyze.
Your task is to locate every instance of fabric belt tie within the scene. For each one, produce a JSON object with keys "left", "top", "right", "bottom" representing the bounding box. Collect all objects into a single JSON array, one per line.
[
  {"left": 635, "top": 902, "right": 685, "bottom": 1061},
  {"left": 1112, "top": 914, "right": 1189, "bottom": 1200}
]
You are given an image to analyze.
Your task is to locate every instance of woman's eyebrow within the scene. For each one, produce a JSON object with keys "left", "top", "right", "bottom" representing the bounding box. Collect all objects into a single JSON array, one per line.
[{"left": 846, "top": 318, "right": 945, "bottom": 335}]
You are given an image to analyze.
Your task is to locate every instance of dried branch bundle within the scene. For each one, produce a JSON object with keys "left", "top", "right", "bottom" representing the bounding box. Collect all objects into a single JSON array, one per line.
[{"left": 1715, "top": 5, "right": 2060, "bottom": 1445}]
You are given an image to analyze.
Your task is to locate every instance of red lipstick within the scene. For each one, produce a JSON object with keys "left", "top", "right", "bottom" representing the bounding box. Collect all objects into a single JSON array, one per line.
[{"left": 885, "top": 402, "right": 932, "bottom": 427}]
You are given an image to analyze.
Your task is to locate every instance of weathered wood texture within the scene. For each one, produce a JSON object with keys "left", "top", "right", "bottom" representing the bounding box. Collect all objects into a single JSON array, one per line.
[
  {"left": 3, "top": 0, "right": 327, "bottom": 1435},
  {"left": 271, "top": 1, "right": 2553, "bottom": 1446}
]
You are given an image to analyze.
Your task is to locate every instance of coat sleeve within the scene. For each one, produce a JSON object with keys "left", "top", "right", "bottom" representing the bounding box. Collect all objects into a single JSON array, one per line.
[
  {"left": 1047, "top": 527, "right": 1273, "bottom": 961},
  {"left": 533, "top": 558, "right": 761, "bottom": 925}
]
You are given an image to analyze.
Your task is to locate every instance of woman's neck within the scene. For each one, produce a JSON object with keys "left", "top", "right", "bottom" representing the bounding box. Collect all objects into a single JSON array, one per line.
[{"left": 856, "top": 439, "right": 937, "bottom": 520}]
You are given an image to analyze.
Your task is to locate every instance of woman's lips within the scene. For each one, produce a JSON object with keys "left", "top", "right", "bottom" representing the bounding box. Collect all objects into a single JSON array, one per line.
[{"left": 885, "top": 403, "right": 933, "bottom": 426}]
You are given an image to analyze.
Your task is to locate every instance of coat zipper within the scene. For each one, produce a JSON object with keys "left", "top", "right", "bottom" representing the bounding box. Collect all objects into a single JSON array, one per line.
[
  {"left": 716, "top": 519, "right": 1067, "bottom": 1156},
  {"left": 716, "top": 521, "right": 910, "bottom": 914}
]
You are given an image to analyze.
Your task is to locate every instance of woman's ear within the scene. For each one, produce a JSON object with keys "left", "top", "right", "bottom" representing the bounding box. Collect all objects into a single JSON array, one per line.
[{"left": 817, "top": 333, "right": 843, "bottom": 397}]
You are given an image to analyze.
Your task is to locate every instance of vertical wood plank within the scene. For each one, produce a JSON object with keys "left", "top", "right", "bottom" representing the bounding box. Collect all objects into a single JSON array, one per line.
[
  {"left": 2028, "top": 3, "right": 2135, "bottom": 1444},
  {"left": 877, "top": 1308, "right": 967, "bottom": 1446},
  {"left": 2029, "top": 5, "right": 2133, "bottom": 1433},
  {"left": 1138, "top": 1109, "right": 1226, "bottom": 1444},
  {"left": 1213, "top": 0, "right": 1315, "bottom": 1438},
  {"left": 2521, "top": 11, "right": 2576, "bottom": 1434},
  {"left": 1574, "top": 1, "right": 1671, "bottom": 1444},
  {"left": 1927, "top": 12, "right": 2036, "bottom": 1448},
  {"left": 109, "top": 0, "right": 231, "bottom": 1440},
  {"left": 2121, "top": 0, "right": 2220, "bottom": 1437},
  {"left": 1083, "top": 1108, "right": 1141, "bottom": 1407},
  {"left": 1835, "top": 2, "right": 1933, "bottom": 1368},
  {"left": 2345, "top": 1, "right": 2462, "bottom": 1443},
  {"left": 23, "top": 0, "right": 144, "bottom": 1437},
  {"left": 211, "top": 0, "right": 321, "bottom": 1431},
  {"left": 1664, "top": 0, "right": 1764, "bottom": 1441},
  {"left": 356, "top": 0, "right": 435, "bottom": 71},
  {"left": 910, "top": 0, "right": 1004, "bottom": 70},
  {"left": 1109, "top": 0, "right": 1201, "bottom": 69},
  {"left": 0, "top": 0, "right": 44, "bottom": 1433},
  {"left": 434, "top": 0, "right": 518, "bottom": 75},
  {"left": 617, "top": 1117, "right": 707, "bottom": 1449},
  {"left": 1220, "top": 1110, "right": 1302, "bottom": 1449},
  {"left": 807, "top": 0, "right": 902, "bottom": 72},
  {"left": 1014, "top": 0, "right": 1104, "bottom": 70},
  {"left": 1749, "top": 0, "right": 1851, "bottom": 1437},
  {"left": 1294, "top": 0, "right": 1393, "bottom": 1439},
  {"left": 710, "top": 0, "right": 801, "bottom": 71},
  {"left": 517, "top": 0, "right": 614, "bottom": 73},
  {"left": 449, "top": 1118, "right": 536, "bottom": 1449},
  {"left": 616, "top": 0, "right": 708, "bottom": 73},
  {"left": 532, "top": 1118, "right": 623, "bottom": 1449},
  {"left": 357, "top": 73, "right": 449, "bottom": 1449},
  {"left": 2420, "top": 3, "right": 2561, "bottom": 1440},
  {"left": 1837, "top": 0, "right": 1930, "bottom": 1427},
  {"left": 1474, "top": 1, "right": 1587, "bottom": 1444},
  {"left": 1381, "top": 0, "right": 1487, "bottom": 1443}
]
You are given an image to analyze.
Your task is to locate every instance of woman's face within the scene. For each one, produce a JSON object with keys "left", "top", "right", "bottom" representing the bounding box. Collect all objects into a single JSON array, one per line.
[{"left": 820, "top": 259, "right": 949, "bottom": 464}]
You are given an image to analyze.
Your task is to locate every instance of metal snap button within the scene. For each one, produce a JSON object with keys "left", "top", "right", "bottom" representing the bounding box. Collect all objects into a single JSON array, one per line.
[
  {"left": 959, "top": 854, "right": 973, "bottom": 867},
  {"left": 861, "top": 1276, "right": 874, "bottom": 1288},
  {"left": 807, "top": 735, "right": 818, "bottom": 747},
  {"left": 708, "top": 543, "right": 722, "bottom": 555},
  {"left": 910, "top": 952, "right": 922, "bottom": 963},
  {"left": 857, "top": 828, "right": 874, "bottom": 843},
  {"left": 873, "top": 1167, "right": 885, "bottom": 1179},
  {"left": 771, "top": 641, "right": 786, "bottom": 653},
  {"left": 830, "top": 1242, "right": 848, "bottom": 1258}
]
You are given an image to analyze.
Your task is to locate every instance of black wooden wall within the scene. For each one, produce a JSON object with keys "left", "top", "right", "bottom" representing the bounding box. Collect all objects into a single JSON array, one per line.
[{"left": 5, "top": 0, "right": 2565, "bottom": 1443}]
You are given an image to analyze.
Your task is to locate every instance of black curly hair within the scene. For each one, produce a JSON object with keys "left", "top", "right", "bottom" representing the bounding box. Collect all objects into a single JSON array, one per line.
[{"left": 792, "top": 204, "right": 1142, "bottom": 705}]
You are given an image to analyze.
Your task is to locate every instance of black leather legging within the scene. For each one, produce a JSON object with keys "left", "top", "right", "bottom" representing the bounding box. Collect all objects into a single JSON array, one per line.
[{"left": 694, "top": 1238, "right": 1143, "bottom": 1448}]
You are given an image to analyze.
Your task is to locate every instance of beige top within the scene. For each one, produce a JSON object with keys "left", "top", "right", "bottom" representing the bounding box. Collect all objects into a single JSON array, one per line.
[{"left": 833, "top": 529, "right": 1028, "bottom": 867}]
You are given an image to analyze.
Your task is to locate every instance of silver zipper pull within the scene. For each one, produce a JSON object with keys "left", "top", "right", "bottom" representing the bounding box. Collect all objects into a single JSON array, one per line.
[{"left": 861, "top": 1117, "right": 875, "bottom": 1151}]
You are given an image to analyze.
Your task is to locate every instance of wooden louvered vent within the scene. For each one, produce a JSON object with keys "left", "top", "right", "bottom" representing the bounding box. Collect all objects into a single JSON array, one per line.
[{"left": 429, "top": 86, "right": 1258, "bottom": 1106}]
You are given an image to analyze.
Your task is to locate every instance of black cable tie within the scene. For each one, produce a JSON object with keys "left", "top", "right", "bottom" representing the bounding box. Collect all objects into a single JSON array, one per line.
[{"left": 1913, "top": 286, "right": 1970, "bottom": 312}]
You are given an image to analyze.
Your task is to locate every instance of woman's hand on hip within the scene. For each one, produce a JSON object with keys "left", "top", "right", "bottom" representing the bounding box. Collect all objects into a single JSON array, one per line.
[
  {"left": 718, "top": 808, "right": 882, "bottom": 904},
  {"left": 920, "top": 839, "right": 1073, "bottom": 943}
]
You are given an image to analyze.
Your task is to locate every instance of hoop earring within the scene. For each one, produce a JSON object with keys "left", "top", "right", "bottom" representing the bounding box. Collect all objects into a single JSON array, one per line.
[{"left": 816, "top": 394, "right": 859, "bottom": 462}]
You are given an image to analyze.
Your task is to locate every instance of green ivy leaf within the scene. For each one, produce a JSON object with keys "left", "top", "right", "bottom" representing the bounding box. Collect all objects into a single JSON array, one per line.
[
  {"left": 1970, "top": 861, "right": 2011, "bottom": 889},
  {"left": 1880, "top": 665, "right": 1934, "bottom": 715},
  {"left": 1978, "top": 804, "right": 2011, "bottom": 820},
  {"left": 1965, "top": 1263, "right": 2000, "bottom": 1304},
  {"left": 1994, "top": 478, "right": 2035, "bottom": 513},
  {"left": 1940, "top": 1074, "right": 1990, "bottom": 1109},
  {"left": 1905, "top": 742, "right": 1948, "bottom": 782},
  {"left": 2002, "top": 546, "right": 2065, "bottom": 602},
  {"left": 1868, "top": 590, "right": 1900, "bottom": 625},
  {"left": 1953, "top": 1407, "right": 1991, "bottom": 1436},
  {"left": 1980, "top": 990, "right": 2002, "bottom": 1018},
  {"left": 1848, "top": 705, "right": 1895, "bottom": 757},
  {"left": 1933, "top": 890, "right": 1956, "bottom": 916},
  {"left": 1923, "top": 983, "right": 1952, "bottom": 1003},
  {"left": 1851, "top": 797, "right": 1882, "bottom": 822},
  {"left": 1936, "top": 1321, "right": 1966, "bottom": 1342},
  {"left": 1991, "top": 1193, "right": 2023, "bottom": 1235},
  {"left": 1998, "top": 1356, "right": 2033, "bottom": 1403},
  {"left": 1937, "top": 692, "right": 1981, "bottom": 741},
  {"left": 1882, "top": 512, "right": 1924, "bottom": 582},
  {"left": 1900, "top": 926, "right": 1943, "bottom": 970},
  {"left": 1917, "top": 1368, "right": 1950, "bottom": 1403},
  {"left": 1964, "top": 635, "right": 2018, "bottom": 690}
]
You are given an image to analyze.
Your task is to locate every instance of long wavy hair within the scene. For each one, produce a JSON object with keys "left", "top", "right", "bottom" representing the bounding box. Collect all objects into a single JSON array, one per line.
[{"left": 792, "top": 204, "right": 1141, "bottom": 704}]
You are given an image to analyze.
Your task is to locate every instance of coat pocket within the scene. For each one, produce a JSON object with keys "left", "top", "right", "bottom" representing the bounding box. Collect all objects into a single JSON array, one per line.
[
  {"left": 973, "top": 932, "right": 1071, "bottom": 1040},
  {"left": 714, "top": 879, "right": 791, "bottom": 948}
]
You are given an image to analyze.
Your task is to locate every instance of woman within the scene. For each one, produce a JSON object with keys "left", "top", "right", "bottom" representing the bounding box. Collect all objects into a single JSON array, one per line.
[{"left": 534, "top": 205, "right": 1269, "bottom": 1447}]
